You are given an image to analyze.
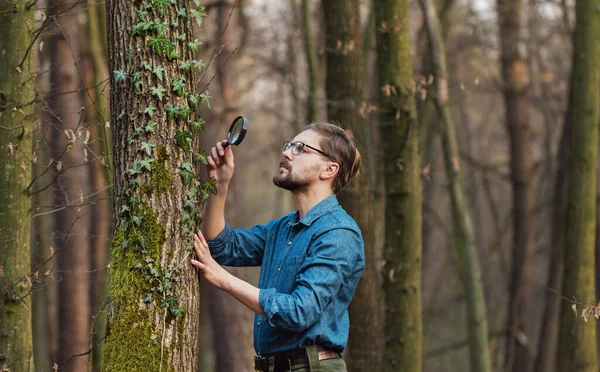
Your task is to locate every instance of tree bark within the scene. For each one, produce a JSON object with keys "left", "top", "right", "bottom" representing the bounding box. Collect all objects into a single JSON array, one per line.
[
  {"left": 321, "top": 1, "right": 383, "bottom": 370},
  {"left": 374, "top": 1, "right": 423, "bottom": 371},
  {"left": 497, "top": 0, "right": 535, "bottom": 369},
  {"left": 102, "top": 0, "right": 207, "bottom": 369},
  {"left": 0, "top": 0, "right": 35, "bottom": 369},
  {"left": 420, "top": 0, "right": 493, "bottom": 371},
  {"left": 557, "top": 0, "right": 600, "bottom": 368}
]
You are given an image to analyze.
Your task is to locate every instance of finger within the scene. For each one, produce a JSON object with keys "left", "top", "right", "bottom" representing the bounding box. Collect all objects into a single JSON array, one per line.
[
  {"left": 196, "top": 231, "right": 209, "bottom": 249},
  {"left": 193, "top": 238, "right": 204, "bottom": 258},
  {"left": 210, "top": 147, "right": 220, "bottom": 166},
  {"left": 224, "top": 146, "right": 234, "bottom": 168},
  {"left": 191, "top": 259, "right": 206, "bottom": 269},
  {"left": 207, "top": 155, "right": 216, "bottom": 169},
  {"left": 216, "top": 141, "right": 224, "bottom": 156}
]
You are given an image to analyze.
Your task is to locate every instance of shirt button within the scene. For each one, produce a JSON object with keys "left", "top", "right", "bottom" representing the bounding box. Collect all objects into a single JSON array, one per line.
[
  {"left": 257, "top": 322, "right": 261, "bottom": 326},
  {"left": 277, "top": 268, "right": 281, "bottom": 272},
  {"left": 288, "top": 241, "right": 292, "bottom": 245}
]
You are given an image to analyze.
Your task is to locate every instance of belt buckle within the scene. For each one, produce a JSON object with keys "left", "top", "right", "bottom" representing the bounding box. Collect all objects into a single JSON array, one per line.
[
  {"left": 254, "top": 355, "right": 267, "bottom": 371},
  {"left": 274, "top": 355, "right": 292, "bottom": 371}
]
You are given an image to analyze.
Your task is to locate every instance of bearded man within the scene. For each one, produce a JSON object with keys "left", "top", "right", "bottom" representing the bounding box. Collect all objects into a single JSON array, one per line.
[{"left": 191, "top": 122, "right": 364, "bottom": 372}]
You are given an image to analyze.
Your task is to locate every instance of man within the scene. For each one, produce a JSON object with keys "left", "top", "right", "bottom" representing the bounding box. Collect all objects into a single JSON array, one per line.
[{"left": 190, "top": 122, "right": 364, "bottom": 371}]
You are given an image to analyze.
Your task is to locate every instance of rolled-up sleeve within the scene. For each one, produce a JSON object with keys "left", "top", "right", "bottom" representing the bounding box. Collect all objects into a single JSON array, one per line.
[
  {"left": 207, "top": 220, "right": 273, "bottom": 267},
  {"left": 259, "top": 225, "right": 364, "bottom": 331}
]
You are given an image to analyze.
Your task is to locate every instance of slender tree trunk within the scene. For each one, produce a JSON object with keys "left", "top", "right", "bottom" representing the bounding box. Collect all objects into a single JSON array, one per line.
[
  {"left": 207, "top": 4, "right": 255, "bottom": 371},
  {"left": 497, "top": 0, "right": 535, "bottom": 369},
  {"left": 44, "top": 1, "right": 92, "bottom": 370},
  {"left": 0, "top": 0, "right": 35, "bottom": 369},
  {"left": 420, "top": 0, "right": 492, "bottom": 371},
  {"left": 102, "top": 0, "right": 208, "bottom": 368},
  {"left": 301, "top": 0, "right": 323, "bottom": 122},
  {"left": 322, "top": 1, "right": 383, "bottom": 370},
  {"left": 374, "top": 1, "right": 423, "bottom": 371},
  {"left": 557, "top": 0, "right": 600, "bottom": 368},
  {"left": 534, "top": 82, "right": 571, "bottom": 372},
  {"left": 81, "top": 4, "right": 112, "bottom": 369}
]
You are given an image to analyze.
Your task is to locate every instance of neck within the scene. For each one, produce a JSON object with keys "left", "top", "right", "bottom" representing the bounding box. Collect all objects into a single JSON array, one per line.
[{"left": 293, "top": 185, "right": 334, "bottom": 218}]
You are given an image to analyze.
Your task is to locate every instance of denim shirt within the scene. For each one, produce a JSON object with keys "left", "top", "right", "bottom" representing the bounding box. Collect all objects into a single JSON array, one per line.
[{"left": 206, "top": 194, "right": 365, "bottom": 355}]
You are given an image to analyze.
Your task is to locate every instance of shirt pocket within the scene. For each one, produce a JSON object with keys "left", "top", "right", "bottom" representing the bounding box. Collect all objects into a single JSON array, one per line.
[{"left": 278, "top": 255, "right": 306, "bottom": 293}]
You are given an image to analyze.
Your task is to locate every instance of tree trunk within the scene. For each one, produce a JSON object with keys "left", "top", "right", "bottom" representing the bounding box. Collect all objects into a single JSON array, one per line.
[
  {"left": 301, "top": 0, "right": 323, "bottom": 122},
  {"left": 557, "top": 0, "right": 600, "bottom": 368},
  {"left": 534, "top": 80, "right": 571, "bottom": 372},
  {"left": 0, "top": 0, "right": 35, "bottom": 369},
  {"left": 420, "top": 0, "right": 493, "bottom": 371},
  {"left": 497, "top": 0, "right": 535, "bottom": 369},
  {"left": 44, "top": 1, "right": 92, "bottom": 370},
  {"left": 321, "top": 1, "right": 383, "bottom": 370},
  {"left": 102, "top": 0, "right": 207, "bottom": 369},
  {"left": 374, "top": 1, "right": 423, "bottom": 371}
]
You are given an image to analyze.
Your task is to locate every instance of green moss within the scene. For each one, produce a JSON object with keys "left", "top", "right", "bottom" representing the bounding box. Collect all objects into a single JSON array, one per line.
[
  {"left": 103, "top": 208, "right": 174, "bottom": 371},
  {"left": 142, "top": 146, "right": 174, "bottom": 196}
]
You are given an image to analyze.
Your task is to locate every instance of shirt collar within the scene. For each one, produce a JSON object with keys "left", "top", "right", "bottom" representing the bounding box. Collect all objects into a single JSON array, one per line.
[{"left": 291, "top": 194, "right": 339, "bottom": 227}]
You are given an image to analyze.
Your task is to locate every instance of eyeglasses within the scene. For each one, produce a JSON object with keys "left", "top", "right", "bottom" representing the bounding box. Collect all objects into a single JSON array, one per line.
[{"left": 282, "top": 141, "right": 331, "bottom": 159}]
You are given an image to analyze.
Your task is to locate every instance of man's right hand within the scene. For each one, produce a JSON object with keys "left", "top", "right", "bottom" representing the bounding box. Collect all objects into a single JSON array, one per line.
[{"left": 208, "top": 139, "right": 234, "bottom": 192}]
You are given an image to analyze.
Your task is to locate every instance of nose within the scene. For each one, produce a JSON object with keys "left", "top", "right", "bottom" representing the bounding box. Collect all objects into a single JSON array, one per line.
[{"left": 282, "top": 147, "right": 294, "bottom": 160}]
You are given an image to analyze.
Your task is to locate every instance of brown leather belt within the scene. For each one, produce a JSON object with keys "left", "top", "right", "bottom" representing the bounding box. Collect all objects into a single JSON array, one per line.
[{"left": 254, "top": 347, "right": 341, "bottom": 371}]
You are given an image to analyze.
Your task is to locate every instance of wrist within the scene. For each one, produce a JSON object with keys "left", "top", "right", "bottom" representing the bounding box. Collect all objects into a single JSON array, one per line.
[
  {"left": 216, "top": 182, "right": 229, "bottom": 195},
  {"left": 219, "top": 270, "right": 233, "bottom": 291}
]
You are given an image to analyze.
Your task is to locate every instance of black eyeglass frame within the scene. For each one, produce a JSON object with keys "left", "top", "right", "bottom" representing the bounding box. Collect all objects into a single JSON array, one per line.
[{"left": 282, "top": 141, "right": 332, "bottom": 159}]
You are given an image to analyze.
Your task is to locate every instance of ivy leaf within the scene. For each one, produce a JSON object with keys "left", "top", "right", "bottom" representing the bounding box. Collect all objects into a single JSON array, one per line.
[
  {"left": 125, "top": 52, "right": 134, "bottom": 65},
  {"left": 140, "top": 141, "right": 156, "bottom": 156},
  {"left": 200, "top": 92, "right": 212, "bottom": 109},
  {"left": 120, "top": 204, "right": 130, "bottom": 214},
  {"left": 189, "top": 118, "right": 205, "bottom": 132},
  {"left": 187, "top": 94, "right": 200, "bottom": 109},
  {"left": 130, "top": 197, "right": 140, "bottom": 208},
  {"left": 117, "top": 109, "right": 127, "bottom": 120},
  {"left": 128, "top": 161, "right": 143, "bottom": 175},
  {"left": 179, "top": 60, "right": 192, "bottom": 72},
  {"left": 178, "top": 107, "right": 191, "bottom": 120},
  {"left": 147, "top": 36, "right": 169, "bottom": 54},
  {"left": 152, "top": 0, "right": 172, "bottom": 15},
  {"left": 166, "top": 48, "right": 180, "bottom": 61},
  {"left": 132, "top": 215, "right": 143, "bottom": 226},
  {"left": 171, "top": 21, "right": 179, "bottom": 29},
  {"left": 202, "top": 177, "right": 217, "bottom": 195},
  {"left": 113, "top": 70, "right": 127, "bottom": 83},
  {"left": 177, "top": 7, "right": 187, "bottom": 17},
  {"left": 132, "top": 22, "right": 147, "bottom": 37},
  {"left": 183, "top": 198, "right": 196, "bottom": 209},
  {"left": 140, "top": 157, "right": 154, "bottom": 171},
  {"left": 190, "top": 6, "right": 206, "bottom": 27},
  {"left": 194, "top": 150, "right": 207, "bottom": 165},
  {"left": 143, "top": 293, "right": 153, "bottom": 303},
  {"left": 177, "top": 33, "right": 186, "bottom": 42},
  {"left": 154, "top": 22, "right": 169, "bottom": 36},
  {"left": 151, "top": 85, "right": 167, "bottom": 101},
  {"left": 138, "top": 10, "right": 148, "bottom": 21},
  {"left": 166, "top": 105, "right": 180, "bottom": 120},
  {"left": 142, "top": 62, "right": 153, "bottom": 71},
  {"left": 144, "top": 106, "right": 156, "bottom": 118},
  {"left": 152, "top": 66, "right": 165, "bottom": 81},
  {"left": 187, "top": 39, "right": 202, "bottom": 53},
  {"left": 133, "top": 262, "right": 143, "bottom": 269},
  {"left": 175, "top": 131, "right": 192, "bottom": 152},
  {"left": 180, "top": 162, "right": 196, "bottom": 185},
  {"left": 172, "top": 77, "right": 186, "bottom": 96},
  {"left": 192, "top": 59, "right": 205, "bottom": 73},
  {"left": 193, "top": 0, "right": 200, "bottom": 7},
  {"left": 145, "top": 121, "right": 158, "bottom": 133}
]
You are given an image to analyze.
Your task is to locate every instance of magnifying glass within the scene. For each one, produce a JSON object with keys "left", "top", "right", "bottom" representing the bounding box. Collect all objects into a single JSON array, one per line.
[{"left": 223, "top": 116, "right": 248, "bottom": 148}]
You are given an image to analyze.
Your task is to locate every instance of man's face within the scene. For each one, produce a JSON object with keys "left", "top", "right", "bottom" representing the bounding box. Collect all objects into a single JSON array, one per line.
[{"left": 273, "top": 130, "right": 328, "bottom": 192}]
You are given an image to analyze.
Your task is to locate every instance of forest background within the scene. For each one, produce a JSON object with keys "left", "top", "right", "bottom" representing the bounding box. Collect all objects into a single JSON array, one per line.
[{"left": 1, "top": 0, "right": 599, "bottom": 371}]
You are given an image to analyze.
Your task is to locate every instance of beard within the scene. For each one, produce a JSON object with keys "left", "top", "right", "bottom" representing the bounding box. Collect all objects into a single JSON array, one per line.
[{"left": 272, "top": 160, "right": 318, "bottom": 192}]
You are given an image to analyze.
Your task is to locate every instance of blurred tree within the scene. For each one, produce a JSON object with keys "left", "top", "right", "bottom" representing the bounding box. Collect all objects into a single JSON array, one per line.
[
  {"left": 301, "top": 0, "right": 323, "bottom": 122},
  {"left": 374, "top": 0, "right": 423, "bottom": 371},
  {"left": 557, "top": 0, "right": 600, "bottom": 368},
  {"left": 44, "top": 0, "right": 92, "bottom": 370},
  {"left": 0, "top": 0, "right": 35, "bottom": 369},
  {"left": 419, "top": 0, "right": 492, "bottom": 370},
  {"left": 497, "top": 0, "right": 535, "bottom": 368},
  {"left": 81, "top": 1, "right": 112, "bottom": 369},
  {"left": 534, "top": 80, "right": 571, "bottom": 372},
  {"left": 322, "top": 0, "right": 384, "bottom": 370},
  {"left": 102, "top": 0, "right": 209, "bottom": 369}
]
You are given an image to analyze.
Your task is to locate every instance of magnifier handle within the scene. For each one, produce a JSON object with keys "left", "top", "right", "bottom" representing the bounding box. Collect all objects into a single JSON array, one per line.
[{"left": 223, "top": 141, "right": 230, "bottom": 149}]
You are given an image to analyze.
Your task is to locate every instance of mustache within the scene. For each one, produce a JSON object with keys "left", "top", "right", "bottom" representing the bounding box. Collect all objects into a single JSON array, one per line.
[{"left": 279, "top": 159, "right": 291, "bottom": 169}]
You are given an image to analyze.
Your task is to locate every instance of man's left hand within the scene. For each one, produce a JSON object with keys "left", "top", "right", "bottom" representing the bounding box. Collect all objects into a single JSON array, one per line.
[{"left": 191, "top": 231, "right": 230, "bottom": 290}]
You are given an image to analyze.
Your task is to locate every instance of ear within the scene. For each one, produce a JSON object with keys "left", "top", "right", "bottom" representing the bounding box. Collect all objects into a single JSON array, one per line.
[{"left": 320, "top": 162, "right": 339, "bottom": 181}]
